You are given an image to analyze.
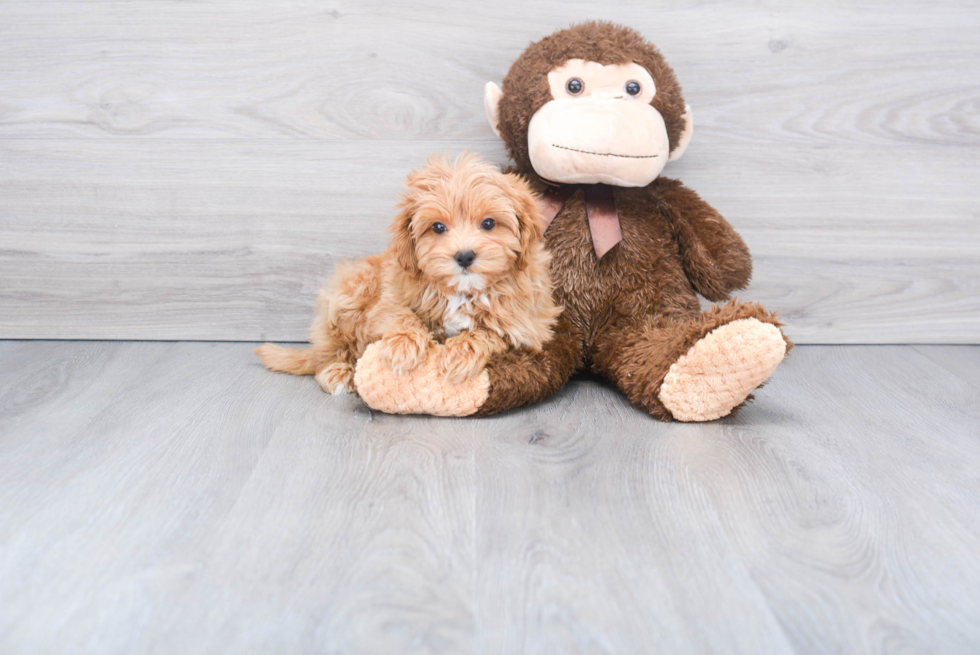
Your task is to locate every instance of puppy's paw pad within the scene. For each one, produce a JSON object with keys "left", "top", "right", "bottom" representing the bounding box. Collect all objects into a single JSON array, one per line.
[
  {"left": 316, "top": 363, "right": 355, "bottom": 395},
  {"left": 378, "top": 330, "right": 430, "bottom": 373}
]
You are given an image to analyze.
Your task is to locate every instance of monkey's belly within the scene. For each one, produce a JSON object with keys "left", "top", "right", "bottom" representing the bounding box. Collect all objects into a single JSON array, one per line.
[{"left": 545, "top": 205, "right": 699, "bottom": 346}]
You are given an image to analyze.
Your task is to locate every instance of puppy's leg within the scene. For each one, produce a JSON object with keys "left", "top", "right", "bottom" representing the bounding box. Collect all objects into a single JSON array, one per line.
[
  {"left": 308, "top": 321, "right": 357, "bottom": 395},
  {"left": 437, "top": 329, "right": 508, "bottom": 385},
  {"left": 311, "top": 255, "right": 383, "bottom": 394},
  {"left": 376, "top": 308, "right": 433, "bottom": 374}
]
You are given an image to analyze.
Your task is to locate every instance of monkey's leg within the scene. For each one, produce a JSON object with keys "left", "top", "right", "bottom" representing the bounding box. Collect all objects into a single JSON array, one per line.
[
  {"left": 472, "top": 318, "right": 584, "bottom": 416},
  {"left": 354, "top": 316, "right": 584, "bottom": 417},
  {"left": 592, "top": 301, "right": 792, "bottom": 422}
]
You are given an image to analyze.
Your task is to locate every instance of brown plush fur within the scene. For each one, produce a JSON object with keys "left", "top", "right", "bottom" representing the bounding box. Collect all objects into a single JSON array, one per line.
[
  {"left": 257, "top": 154, "right": 561, "bottom": 393},
  {"left": 472, "top": 23, "right": 792, "bottom": 418}
]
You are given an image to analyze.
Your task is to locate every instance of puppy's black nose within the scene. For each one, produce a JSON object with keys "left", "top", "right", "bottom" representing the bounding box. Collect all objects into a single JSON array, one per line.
[{"left": 455, "top": 250, "right": 476, "bottom": 269}]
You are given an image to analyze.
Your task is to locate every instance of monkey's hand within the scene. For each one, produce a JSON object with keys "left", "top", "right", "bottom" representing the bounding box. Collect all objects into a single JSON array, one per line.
[{"left": 657, "top": 179, "right": 752, "bottom": 301}]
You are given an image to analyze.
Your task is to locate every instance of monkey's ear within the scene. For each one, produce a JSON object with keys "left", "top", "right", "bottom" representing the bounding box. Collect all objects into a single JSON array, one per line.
[
  {"left": 484, "top": 82, "right": 503, "bottom": 139},
  {"left": 668, "top": 105, "right": 694, "bottom": 163}
]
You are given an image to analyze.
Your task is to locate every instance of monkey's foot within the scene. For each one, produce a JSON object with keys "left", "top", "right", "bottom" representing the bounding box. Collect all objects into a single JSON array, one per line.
[
  {"left": 354, "top": 342, "right": 490, "bottom": 417},
  {"left": 658, "top": 318, "right": 786, "bottom": 422}
]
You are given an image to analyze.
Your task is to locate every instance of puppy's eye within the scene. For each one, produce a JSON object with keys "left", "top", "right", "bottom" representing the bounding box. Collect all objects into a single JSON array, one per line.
[
  {"left": 625, "top": 81, "right": 641, "bottom": 96},
  {"left": 431, "top": 222, "right": 447, "bottom": 234},
  {"left": 566, "top": 78, "right": 584, "bottom": 96},
  {"left": 481, "top": 217, "right": 496, "bottom": 231}
]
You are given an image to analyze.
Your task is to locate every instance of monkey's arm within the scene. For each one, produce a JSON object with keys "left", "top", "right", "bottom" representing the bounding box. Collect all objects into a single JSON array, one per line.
[{"left": 655, "top": 179, "right": 752, "bottom": 302}]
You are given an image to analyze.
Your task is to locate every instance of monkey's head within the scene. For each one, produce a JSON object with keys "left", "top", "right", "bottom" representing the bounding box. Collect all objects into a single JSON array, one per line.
[{"left": 485, "top": 22, "right": 693, "bottom": 187}]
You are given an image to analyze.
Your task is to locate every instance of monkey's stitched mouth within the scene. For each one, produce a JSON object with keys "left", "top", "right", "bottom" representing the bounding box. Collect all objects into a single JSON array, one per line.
[{"left": 551, "top": 144, "right": 659, "bottom": 159}]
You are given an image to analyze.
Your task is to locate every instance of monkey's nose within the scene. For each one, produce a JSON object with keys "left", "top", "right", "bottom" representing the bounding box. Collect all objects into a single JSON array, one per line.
[{"left": 454, "top": 250, "right": 476, "bottom": 269}]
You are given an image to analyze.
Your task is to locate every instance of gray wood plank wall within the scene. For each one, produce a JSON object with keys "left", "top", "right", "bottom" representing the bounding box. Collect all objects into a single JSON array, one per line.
[{"left": 2, "top": 1, "right": 978, "bottom": 343}]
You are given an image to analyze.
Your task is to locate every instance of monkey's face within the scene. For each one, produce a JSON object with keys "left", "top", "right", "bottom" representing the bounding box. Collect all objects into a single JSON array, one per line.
[
  {"left": 524, "top": 60, "right": 669, "bottom": 187},
  {"left": 485, "top": 34, "right": 694, "bottom": 188}
]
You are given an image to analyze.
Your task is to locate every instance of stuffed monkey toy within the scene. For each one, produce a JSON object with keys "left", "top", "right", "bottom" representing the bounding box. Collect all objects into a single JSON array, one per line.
[{"left": 354, "top": 22, "right": 791, "bottom": 421}]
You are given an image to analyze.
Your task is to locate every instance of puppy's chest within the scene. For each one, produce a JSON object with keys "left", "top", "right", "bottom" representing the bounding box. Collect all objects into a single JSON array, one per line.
[{"left": 432, "top": 293, "right": 491, "bottom": 338}]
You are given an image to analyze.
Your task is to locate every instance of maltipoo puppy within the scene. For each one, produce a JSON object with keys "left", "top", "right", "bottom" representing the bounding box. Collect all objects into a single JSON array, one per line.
[{"left": 256, "top": 154, "right": 561, "bottom": 394}]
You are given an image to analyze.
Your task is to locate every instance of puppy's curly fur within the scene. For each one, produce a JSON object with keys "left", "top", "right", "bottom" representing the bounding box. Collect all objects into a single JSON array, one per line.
[{"left": 256, "top": 154, "right": 561, "bottom": 394}]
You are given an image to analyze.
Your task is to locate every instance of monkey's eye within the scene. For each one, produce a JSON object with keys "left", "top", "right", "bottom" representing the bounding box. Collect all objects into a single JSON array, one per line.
[
  {"left": 625, "top": 80, "right": 641, "bottom": 97},
  {"left": 565, "top": 78, "right": 584, "bottom": 96},
  {"left": 431, "top": 222, "right": 447, "bottom": 234},
  {"left": 481, "top": 217, "right": 496, "bottom": 231}
]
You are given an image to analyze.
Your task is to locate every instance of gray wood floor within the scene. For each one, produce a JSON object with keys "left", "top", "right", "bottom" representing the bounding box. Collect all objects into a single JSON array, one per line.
[{"left": 1, "top": 341, "right": 978, "bottom": 654}]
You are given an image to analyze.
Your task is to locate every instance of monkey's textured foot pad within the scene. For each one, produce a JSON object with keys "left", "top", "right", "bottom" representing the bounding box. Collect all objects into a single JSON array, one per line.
[
  {"left": 658, "top": 318, "right": 786, "bottom": 422},
  {"left": 354, "top": 342, "right": 490, "bottom": 417}
]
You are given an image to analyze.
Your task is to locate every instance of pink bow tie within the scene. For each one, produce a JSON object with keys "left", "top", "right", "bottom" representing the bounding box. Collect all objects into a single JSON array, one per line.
[{"left": 538, "top": 184, "right": 622, "bottom": 260}]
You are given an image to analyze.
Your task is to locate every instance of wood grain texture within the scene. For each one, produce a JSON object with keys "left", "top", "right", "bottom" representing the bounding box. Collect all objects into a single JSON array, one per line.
[
  {"left": 1, "top": 138, "right": 977, "bottom": 342},
  {"left": 0, "top": 1, "right": 976, "bottom": 145},
  {"left": 0, "top": 0, "right": 978, "bottom": 342},
  {"left": 1, "top": 341, "right": 979, "bottom": 654}
]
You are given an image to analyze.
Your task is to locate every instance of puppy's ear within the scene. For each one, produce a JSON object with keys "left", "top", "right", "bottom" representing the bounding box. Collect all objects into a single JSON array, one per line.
[
  {"left": 388, "top": 203, "right": 418, "bottom": 274},
  {"left": 392, "top": 157, "right": 456, "bottom": 273},
  {"left": 391, "top": 158, "right": 453, "bottom": 274},
  {"left": 503, "top": 173, "right": 545, "bottom": 270}
]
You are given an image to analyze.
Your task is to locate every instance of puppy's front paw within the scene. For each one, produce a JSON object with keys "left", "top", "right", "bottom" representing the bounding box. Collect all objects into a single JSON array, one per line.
[
  {"left": 437, "top": 337, "right": 487, "bottom": 385},
  {"left": 378, "top": 329, "right": 431, "bottom": 373}
]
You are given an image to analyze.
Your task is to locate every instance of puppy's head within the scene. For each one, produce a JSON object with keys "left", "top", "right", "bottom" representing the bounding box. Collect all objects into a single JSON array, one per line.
[{"left": 391, "top": 153, "right": 545, "bottom": 293}]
